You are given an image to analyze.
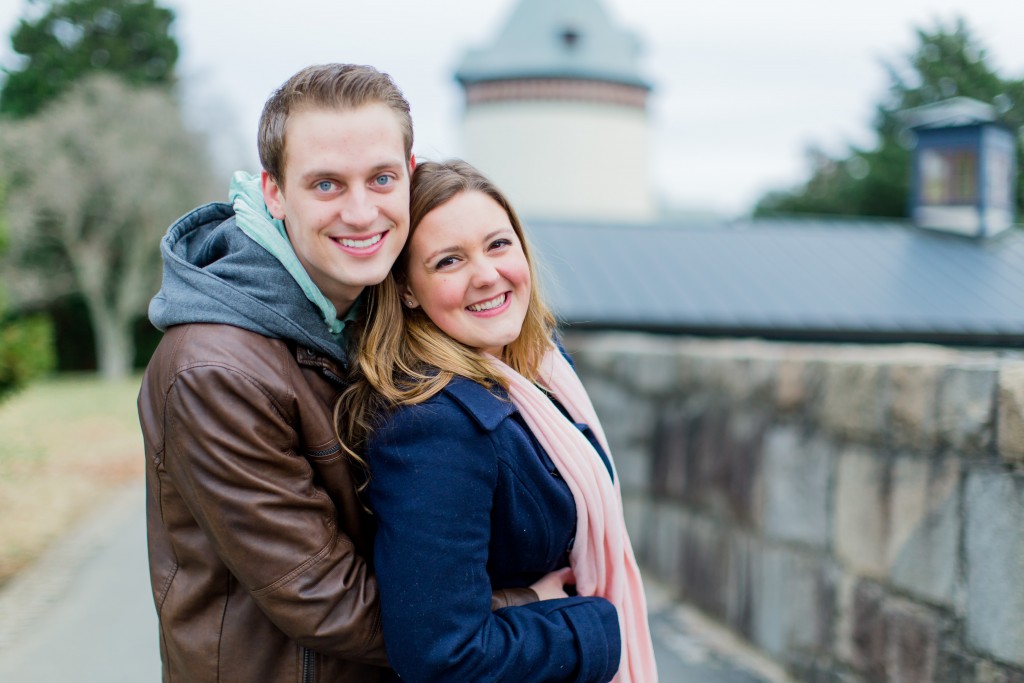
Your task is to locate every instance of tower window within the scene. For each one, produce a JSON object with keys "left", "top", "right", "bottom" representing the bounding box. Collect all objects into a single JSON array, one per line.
[{"left": 560, "top": 27, "right": 580, "bottom": 49}]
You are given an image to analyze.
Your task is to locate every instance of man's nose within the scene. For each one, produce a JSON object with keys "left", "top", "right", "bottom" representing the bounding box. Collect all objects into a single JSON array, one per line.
[{"left": 340, "top": 188, "right": 378, "bottom": 228}]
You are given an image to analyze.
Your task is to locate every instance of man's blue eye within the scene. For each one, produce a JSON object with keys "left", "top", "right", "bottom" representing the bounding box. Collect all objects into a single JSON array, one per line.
[
  {"left": 375, "top": 175, "right": 392, "bottom": 186},
  {"left": 317, "top": 181, "right": 334, "bottom": 192}
]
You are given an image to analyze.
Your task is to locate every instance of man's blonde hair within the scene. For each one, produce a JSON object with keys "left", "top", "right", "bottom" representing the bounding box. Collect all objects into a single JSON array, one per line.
[{"left": 257, "top": 63, "right": 413, "bottom": 184}]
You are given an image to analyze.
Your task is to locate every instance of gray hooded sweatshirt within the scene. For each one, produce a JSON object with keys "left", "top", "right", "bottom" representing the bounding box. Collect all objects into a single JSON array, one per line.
[{"left": 148, "top": 202, "right": 351, "bottom": 365}]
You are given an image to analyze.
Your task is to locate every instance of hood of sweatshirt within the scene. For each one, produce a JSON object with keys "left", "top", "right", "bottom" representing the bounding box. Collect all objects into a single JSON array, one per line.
[{"left": 148, "top": 202, "right": 351, "bottom": 365}]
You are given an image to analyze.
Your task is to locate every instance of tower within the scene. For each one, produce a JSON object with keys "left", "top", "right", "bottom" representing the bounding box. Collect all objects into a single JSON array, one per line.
[{"left": 455, "top": 0, "right": 655, "bottom": 222}]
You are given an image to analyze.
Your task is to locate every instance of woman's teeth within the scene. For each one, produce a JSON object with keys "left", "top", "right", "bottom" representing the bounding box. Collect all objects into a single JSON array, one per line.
[{"left": 467, "top": 294, "right": 506, "bottom": 312}]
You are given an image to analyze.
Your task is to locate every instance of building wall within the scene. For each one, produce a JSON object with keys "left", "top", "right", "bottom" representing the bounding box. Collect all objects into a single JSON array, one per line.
[
  {"left": 566, "top": 331, "right": 1024, "bottom": 683},
  {"left": 462, "top": 101, "right": 655, "bottom": 222}
]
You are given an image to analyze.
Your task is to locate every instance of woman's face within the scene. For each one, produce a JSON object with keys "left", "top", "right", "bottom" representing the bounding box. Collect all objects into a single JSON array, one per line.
[{"left": 403, "top": 190, "right": 531, "bottom": 356}]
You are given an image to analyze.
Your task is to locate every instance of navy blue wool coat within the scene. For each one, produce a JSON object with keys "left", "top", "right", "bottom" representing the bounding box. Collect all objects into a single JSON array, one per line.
[{"left": 366, "top": 375, "right": 621, "bottom": 683}]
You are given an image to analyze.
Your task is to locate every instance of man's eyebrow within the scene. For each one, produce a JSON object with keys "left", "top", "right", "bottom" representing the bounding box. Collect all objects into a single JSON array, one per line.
[{"left": 298, "top": 161, "right": 406, "bottom": 184}]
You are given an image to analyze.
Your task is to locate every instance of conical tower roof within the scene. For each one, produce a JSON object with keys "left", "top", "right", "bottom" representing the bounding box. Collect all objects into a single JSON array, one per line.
[{"left": 456, "top": 0, "right": 650, "bottom": 89}]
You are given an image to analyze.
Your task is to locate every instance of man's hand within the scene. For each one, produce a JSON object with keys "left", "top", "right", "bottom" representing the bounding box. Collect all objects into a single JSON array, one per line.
[{"left": 529, "top": 566, "right": 575, "bottom": 601}]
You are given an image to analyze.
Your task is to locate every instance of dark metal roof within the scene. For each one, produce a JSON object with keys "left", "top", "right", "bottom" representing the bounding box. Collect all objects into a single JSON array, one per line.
[{"left": 525, "top": 217, "right": 1024, "bottom": 346}]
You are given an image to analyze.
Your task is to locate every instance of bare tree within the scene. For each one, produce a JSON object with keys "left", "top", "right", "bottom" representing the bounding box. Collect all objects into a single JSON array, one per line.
[{"left": 0, "top": 74, "right": 216, "bottom": 379}]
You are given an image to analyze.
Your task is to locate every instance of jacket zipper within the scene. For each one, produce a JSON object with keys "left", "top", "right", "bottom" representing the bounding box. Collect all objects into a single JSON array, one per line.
[{"left": 302, "top": 647, "right": 315, "bottom": 683}]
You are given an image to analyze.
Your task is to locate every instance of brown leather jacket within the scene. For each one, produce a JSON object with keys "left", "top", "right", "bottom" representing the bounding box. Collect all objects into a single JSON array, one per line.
[{"left": 139, "top": 322, "right": 388, "bottom": 682}]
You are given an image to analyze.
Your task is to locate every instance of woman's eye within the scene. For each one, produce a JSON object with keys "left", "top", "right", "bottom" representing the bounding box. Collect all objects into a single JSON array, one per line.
[
  {"left": 435, "top": 256, "right": 458, "bottom": 269},
  {"left": 490, "top": 238, "right": 512, "bottom": 250}
]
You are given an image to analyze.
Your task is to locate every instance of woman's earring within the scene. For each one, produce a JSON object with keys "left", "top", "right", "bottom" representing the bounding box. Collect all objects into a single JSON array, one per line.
[{"left": 406, "top": 300, "right": 415, "bottom": 307}]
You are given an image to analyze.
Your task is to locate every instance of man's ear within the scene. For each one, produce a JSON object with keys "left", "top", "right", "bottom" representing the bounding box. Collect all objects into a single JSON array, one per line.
[
  {"left": 262, "top": 170, "right": 286, "bottom": 220},
  {"left": 409, "top": 154, "right": 416, "bottom": 175}
]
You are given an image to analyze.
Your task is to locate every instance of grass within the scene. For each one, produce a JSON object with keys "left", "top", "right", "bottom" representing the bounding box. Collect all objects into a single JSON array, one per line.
[{"left": 0, "top": 373, "right": 144, "bottom": 585}]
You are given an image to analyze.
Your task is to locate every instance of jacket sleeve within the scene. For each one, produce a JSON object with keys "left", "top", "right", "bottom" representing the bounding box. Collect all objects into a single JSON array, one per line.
[
  {"left": 162, "top": 362, "right": 387, "bottom": 665},
  {"left": 366, "top": 401, "right": 621, "bottom": 683}
]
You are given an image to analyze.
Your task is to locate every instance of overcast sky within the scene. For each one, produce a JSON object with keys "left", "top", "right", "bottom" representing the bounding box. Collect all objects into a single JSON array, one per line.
[{"left": 1, "top": 0, "right": 1022, "bottom": 215}]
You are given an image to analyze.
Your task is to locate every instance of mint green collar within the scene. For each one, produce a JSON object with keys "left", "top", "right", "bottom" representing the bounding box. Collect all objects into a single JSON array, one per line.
[{"left": 229, "top": 171, "right": 357, "bottom": 339}]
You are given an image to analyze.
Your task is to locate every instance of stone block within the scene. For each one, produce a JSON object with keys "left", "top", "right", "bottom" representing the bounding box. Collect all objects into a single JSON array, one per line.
[
  {"left": 789, "top": 661, "right": 858, "bottom": 683},
  {"left": 578, "top": 373, "right": 656, "bottom": 455},
  {"left": 650, "top": 404, "right": 692, "bottom": 500},
  {"left": 635, "top": 501, "right": 686, "bottom": 589},
  {"left": 561, "top": 337, "right": 616, "bottom": 377},
  {"left": 820, "top": 361, "right": 886, "bottom": 444},
  {"left": 613, "top": 347, "right": 683, "bottom": 397},
  {"left": 750, "top": 542, "right": 834, "bottom": 660},
  {"left": 620, "top": 494, "right": 650, "bottom": 557},
  {"left": 938, "top": 649, "right": 1024, "bottom": 683},
  {"left": 775, "top": 357, "right": 808, "bottom": 412},
  {"left": 713, "top": 355, "right": 778, "bottom": 405},
  {"left": 887, "top": 363, "right": 942, "bottom": 452},
  {"left": 759, "top": 427, "right": 833, "bottom": 547},
  {"left": 846, "top": 579, "right": 888, "bottom": 678},
  {"left": 888, "top": 457, "right": 961, "bottom": 607},
  {"left": 973, "top": 661, "right": 1024, "bottom": 683},
  {"left": 884, "top": 599, "right": 942, "bottom": 683},
  {"left": 612, "top": 445, "right": 650, "bottom": 493},
  {"left": 997, "top": 362, "right": 1024, "bottom": 464},
  {"left": 683, "top": 354, "right": 730, "bottom": 398},
  {"left": 938, "top": 363, "right": 997, "bottom": 455},
  {"left": 677, "top": 406, "right": 765, "bottom": 524},
  {"left": 725, "top": 532, "right": 756, "bottom": 639},
  {"left": 834, "top": 447, "right": 889, "bottom": 578},
  {"left": 835, "top": 572, "right": 861, "bottom": 666},
  {"left": 965, "top": 469, "right": 1024, "bottom": 667},
  {"left": 678, "top": 513, "right": 730, "bottom": 621},
  {"left": 837, "top": 580, "right": 945, "bottom": 682}
]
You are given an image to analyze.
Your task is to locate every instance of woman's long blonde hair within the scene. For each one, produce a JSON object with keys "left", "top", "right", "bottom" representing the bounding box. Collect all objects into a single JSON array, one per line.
[{"left": 334, "top": 159, "right": 558, "bottom": 474}]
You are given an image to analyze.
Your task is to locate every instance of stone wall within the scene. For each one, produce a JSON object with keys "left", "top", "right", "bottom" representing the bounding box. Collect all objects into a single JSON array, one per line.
[{"left": 565, "top": 332, "right": 1024, "bottom": 683}]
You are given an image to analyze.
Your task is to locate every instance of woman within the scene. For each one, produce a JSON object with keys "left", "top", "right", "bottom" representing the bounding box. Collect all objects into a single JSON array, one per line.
[{"left": 336, "top": 160, "right": 657, "bottom": 682}]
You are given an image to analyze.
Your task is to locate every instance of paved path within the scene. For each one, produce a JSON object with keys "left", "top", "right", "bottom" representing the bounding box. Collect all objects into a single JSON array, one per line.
[
  {"left": 0, "top": 485, "right": 788, "bottom": 682},
  {"left": 0, "top": 485, "right": 159, "bottom": 681}
]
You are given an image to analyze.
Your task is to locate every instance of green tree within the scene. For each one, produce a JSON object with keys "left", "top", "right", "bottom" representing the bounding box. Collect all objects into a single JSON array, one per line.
[
  {"left": 0, "top": 183, "right": 55, "bottom": 401},
  {"left": 1, "top": 0, "right": 177, "bottom": 118},
  {"left": 755, "top": 18, "right": 1024, "bottom": 218},
  {"left": 0, "top": 75, "right": 214, "bottom": 379}
]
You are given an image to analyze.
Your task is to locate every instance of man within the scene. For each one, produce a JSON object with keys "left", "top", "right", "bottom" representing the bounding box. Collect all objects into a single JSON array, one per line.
[{"left": 137, "top": 64, "right": 413, "bottom": 682}]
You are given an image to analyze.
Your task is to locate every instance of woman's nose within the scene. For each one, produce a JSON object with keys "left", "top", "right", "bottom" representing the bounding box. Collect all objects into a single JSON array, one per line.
[{"left": 470, "top": 260, "right": 499, "bottom": 288}]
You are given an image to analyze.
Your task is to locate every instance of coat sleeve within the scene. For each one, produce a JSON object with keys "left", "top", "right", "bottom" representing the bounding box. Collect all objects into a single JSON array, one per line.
[
  {"left": 366, "top": 401, "right": 621, "bottom": 683},
  {"left": 162, "top": 362, "right": 387, "bottom": 665}
]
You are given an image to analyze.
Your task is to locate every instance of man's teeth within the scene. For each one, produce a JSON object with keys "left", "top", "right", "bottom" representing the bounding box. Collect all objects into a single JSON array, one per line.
[
  {"left": 468, "top": 294, "right": 506, "bottom": 312},
  {"left": 339, "top": 233, "right": 383, "bottom": 248}
]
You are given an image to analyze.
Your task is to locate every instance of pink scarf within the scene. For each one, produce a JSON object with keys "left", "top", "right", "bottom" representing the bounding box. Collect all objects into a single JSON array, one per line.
[{"left": 491, "top": 347, "right": 658, "bottom": 682}]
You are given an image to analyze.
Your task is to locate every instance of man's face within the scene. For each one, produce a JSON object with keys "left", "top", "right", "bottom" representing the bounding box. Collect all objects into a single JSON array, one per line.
[{"left": 262, "top": 103, "right": 413, "bottom": 315}]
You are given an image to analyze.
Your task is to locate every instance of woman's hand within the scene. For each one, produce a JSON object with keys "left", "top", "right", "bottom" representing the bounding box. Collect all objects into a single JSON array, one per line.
[{"left": 529, "top": 566, "right": 576, "bottom": 601}]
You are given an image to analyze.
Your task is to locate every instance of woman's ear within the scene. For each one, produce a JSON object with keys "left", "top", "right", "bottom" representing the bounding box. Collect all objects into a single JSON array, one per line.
[{"left": 402, "top": 287, "right": 419, "bottom": 309}]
